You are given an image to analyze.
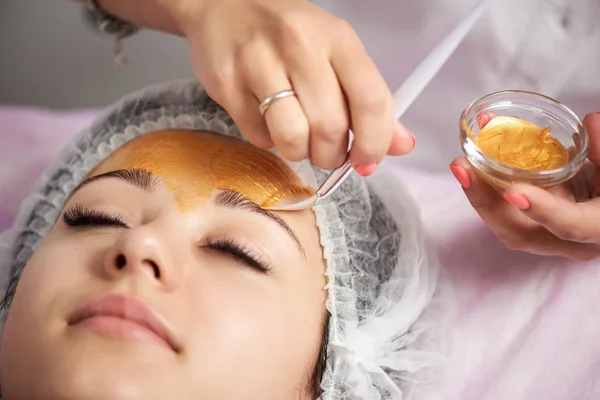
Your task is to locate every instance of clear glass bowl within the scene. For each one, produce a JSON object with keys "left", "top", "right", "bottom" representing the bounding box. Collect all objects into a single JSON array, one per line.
[{"left": 459, "top": 90, "right": 588, "bottom": 189}]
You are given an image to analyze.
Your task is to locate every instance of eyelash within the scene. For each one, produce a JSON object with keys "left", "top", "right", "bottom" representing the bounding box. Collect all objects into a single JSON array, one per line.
[
  {"left": 62, "top": 204, "right": 128, "bottom": 228},
  {"left": 204, "top": 238, "right": 271, "bottom": 274},
  {"left": 62, "top": 205, "right": 270, "bottom": 273}
]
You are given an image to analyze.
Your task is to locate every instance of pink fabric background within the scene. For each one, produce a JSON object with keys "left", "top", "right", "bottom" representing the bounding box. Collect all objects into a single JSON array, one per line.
[
  {"left": 0, "top": 107, "right": 99, "bottom": 229},
  {"left": 2, "top": 106, "right": 599, "bottom": 399}
]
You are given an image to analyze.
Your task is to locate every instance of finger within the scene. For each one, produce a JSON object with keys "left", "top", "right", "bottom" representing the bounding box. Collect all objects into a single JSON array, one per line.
[
  {"left": 583, "top": 112, "right": 600, "bottom": 166},
  {"left": 512, "top": 232, "right": 600, "bottom": 261},
  {"left": 476, "top": 111, "right": 497, "bottom": 129},
  {"left": 227, "top": 93, "right": 275, "bottom": 149},
  {"left": 504, "top": 182, "right": 600, "bottom": 243},
  {"left": 242, "top": 44, "right": 310, "bottom": 162},
  {"left": 450, "top": 158, "right": 600, "bottom": 259},
  {"left": 330, "top": 27, "right": 413, "bottom": 171},
  {"left": 285, "top": 50, "right": 349, "bottom": 169},
  {"left": 450, "top": 156, "right": 535, "bottom": 240},
  {"left": 449, "top": 157, "right": 517, "bottom": 229},
  {"left": 449, "top": 158, "right": 600, "bottom": 259},
  {"left": 199, "top": 58, "right": 275, "bottom": 150},
  {"left": 583, "top": 112, "right": 600, "bottom": 194},
  {"left": 388, "top": 121, "right": 416, "bottom": 156}
]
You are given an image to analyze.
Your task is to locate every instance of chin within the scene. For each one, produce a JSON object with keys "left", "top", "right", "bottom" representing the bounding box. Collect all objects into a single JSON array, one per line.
[
  {"left": 20, "top": 369, "right": 168, "bottom": 400},
  {"left": 1, "top": 345, "right": 176, "bottom": 400}
]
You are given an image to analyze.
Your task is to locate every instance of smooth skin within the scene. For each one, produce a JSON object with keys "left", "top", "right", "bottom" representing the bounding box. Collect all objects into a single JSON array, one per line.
[{"left": 1, "top": 131, "right": 328, "bottom": 399}]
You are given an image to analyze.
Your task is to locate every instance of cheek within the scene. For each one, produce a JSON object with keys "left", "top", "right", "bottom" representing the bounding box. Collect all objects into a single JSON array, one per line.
[
  {"left": 180, "top": 261, "right": 326, "bottom": 389},
  {"left": 184, "top": 267, "right": 283, "bottom": 354},
  {"left": 175, "top": 267, "right": 296, "bottom": 395},
  {"left": 3, "top": 238, "right": 103, "bottom": 336},
  {"left": 0, "top": 244, "right": 78, "bottom": 386}
]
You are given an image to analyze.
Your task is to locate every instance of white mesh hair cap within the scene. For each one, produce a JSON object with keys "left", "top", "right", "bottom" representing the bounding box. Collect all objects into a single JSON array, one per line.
[{"left": 0, "top": 80, "right": 447, "bottom": 399}]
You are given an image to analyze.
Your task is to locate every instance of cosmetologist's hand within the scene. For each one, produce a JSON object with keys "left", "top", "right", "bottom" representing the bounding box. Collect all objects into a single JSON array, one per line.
[
  {"left": 178, "top": 0, "right": 415, "bottom": 175},
  {"left": 450, "top": 112, "right": 600, "bottom": 260}
]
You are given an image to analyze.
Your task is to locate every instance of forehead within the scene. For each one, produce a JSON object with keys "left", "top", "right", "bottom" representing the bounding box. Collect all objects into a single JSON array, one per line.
[
  {"left": 90, "top": 130, "right": 313, "bottom": 211},
  {"left": 80, "top": 130, "right": 326, "bottom": 272}
]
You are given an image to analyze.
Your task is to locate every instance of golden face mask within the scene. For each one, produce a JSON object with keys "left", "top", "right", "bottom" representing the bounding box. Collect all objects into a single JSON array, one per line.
[
  {"left": 90, "top": 130, "right": 313, "bottom": 211},
  {"left": 474, "top": 116, "right": 569, "bottom": 170}
]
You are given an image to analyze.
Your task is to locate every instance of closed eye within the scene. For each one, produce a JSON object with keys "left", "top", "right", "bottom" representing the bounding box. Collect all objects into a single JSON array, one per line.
[
  {"left": 62, "top": 205, "right": 271, "bottom": 273},
  {"left": 204, "top": 238, "right": 271, "bottom": 274},
  {"left": 62, "top": 204, "right": 129, "bottom": 229}
]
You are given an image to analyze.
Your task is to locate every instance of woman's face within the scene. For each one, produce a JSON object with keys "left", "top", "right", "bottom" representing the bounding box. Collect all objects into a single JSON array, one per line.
[{"left": 0, "top": 130, "right": 327, "bottom": 399}]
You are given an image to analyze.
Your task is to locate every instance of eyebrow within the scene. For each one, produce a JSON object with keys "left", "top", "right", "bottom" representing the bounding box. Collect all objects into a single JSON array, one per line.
[
  {"left": 64, "top": 169, "right": 159, "bottom": 205},
  {"left": 65, "top": 169, "right": 306, "bottom": 258},
  {"left": 212, "top": 190, "right": 306, "bottom": 258}
]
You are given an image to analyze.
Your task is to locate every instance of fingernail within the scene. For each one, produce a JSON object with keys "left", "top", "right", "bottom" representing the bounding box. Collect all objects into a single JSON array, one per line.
[
  {"left": 503, "top": 192, "right": 530, "bottom": 210},
  {"left": 408, "top": 132, "right": 416, "bottom": 150},
  {"left": 355, "top": 163, "right": 378, "bottom": 177},
  {"left": 449, "top": 165, "right": 471, "bottom": 188},
  {"left": 476, "top": 114, "right": 490, "bottom": 129}
]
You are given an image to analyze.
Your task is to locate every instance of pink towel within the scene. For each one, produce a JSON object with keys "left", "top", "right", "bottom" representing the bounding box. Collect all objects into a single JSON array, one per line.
[{"left": 388, "top": 163, "right": 600, "bottom": 399}]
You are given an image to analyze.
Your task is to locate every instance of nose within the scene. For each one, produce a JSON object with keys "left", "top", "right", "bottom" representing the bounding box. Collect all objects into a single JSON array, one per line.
[{"left": 104, "top": 226, "right": 182, "bottom": 291}]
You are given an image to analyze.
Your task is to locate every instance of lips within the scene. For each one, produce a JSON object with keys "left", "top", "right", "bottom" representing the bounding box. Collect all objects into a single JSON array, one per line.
[{"left": 68, "top": 293, "right": 179, "bottom": 353}]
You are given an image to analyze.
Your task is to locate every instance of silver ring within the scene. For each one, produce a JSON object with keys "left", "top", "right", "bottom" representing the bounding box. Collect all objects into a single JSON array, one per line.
[{"left": 258, "top": 89, "right": 296, "bottom": 116}]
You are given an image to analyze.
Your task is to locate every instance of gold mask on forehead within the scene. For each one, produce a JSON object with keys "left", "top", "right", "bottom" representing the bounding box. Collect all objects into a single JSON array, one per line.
[
  {"left": 90, "top": 130, "right": 313, "bottom": 211},
  {"left": 473, "top": 116, "right": 570, "bottom": 170}
]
